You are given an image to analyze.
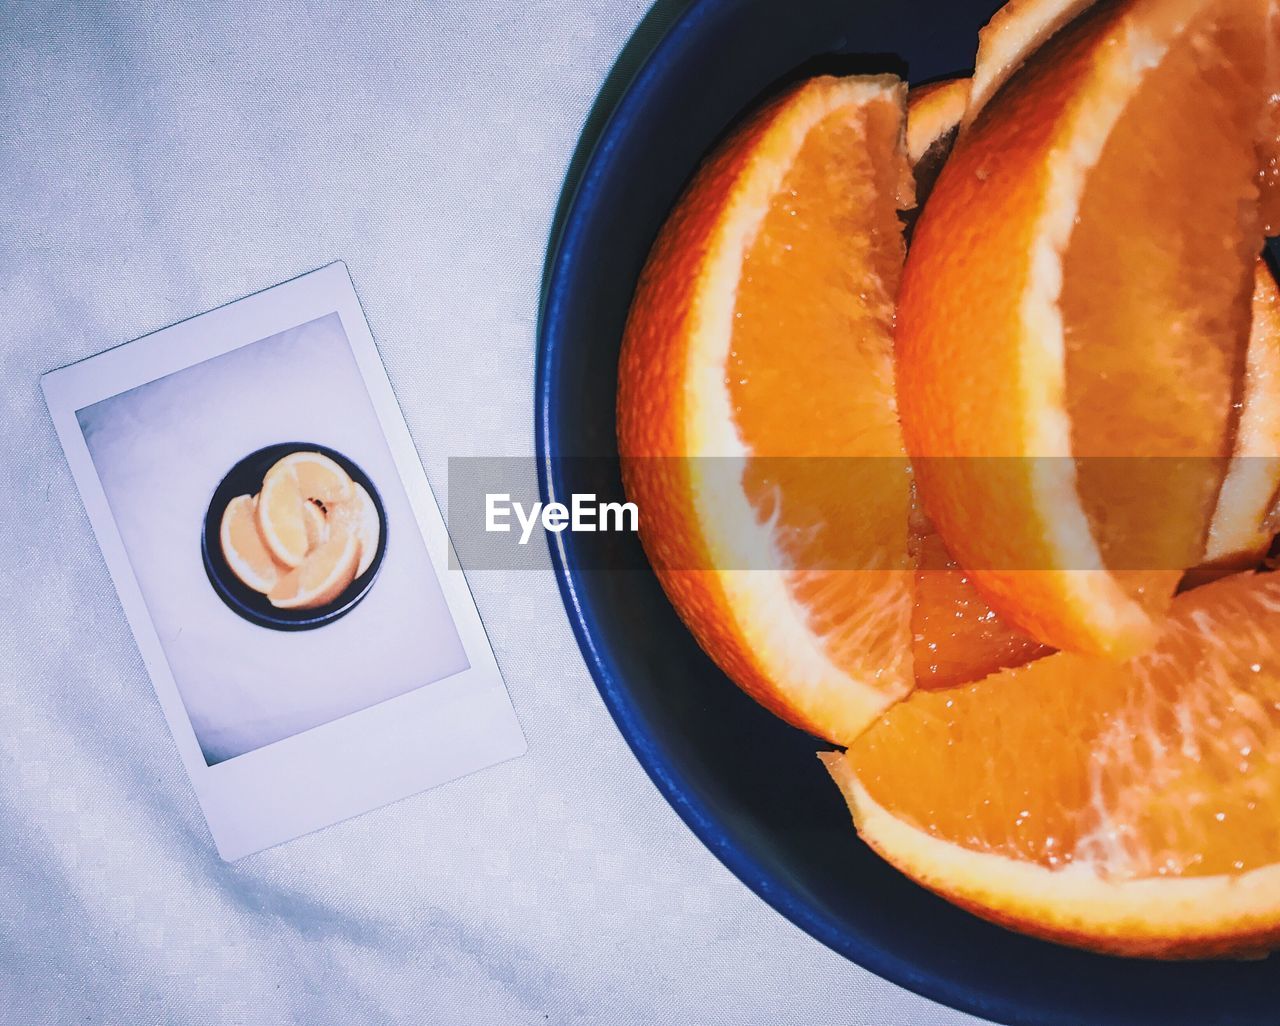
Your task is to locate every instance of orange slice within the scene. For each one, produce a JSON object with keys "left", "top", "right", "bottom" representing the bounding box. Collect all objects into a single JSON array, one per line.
[
  {"left": 907, "top": 85, "right": 1280, "bottom": 684},
  {"left": 219, "top": 494, "right": 286, "bottom": 594},
  {"left": 896, "top": 0, "right": 1267, "bottom": 657},
  {"left": 824, "top": 570, "right": 1280, "bottom": 959},
  {"left": 617, "top": 75, "right": 916, "bottom": 745},
  {"left": 904, "top": 79, "right": 1055, "bottom": 687},
  {"left": 268, "top": 527, "right": 361, "bottom": 610},
  {"left": 1205, "top": 258, "right": 1280, "bottom": 565},
  {"left": 257, "top": 463, "right": 311, "bottom": 567}
]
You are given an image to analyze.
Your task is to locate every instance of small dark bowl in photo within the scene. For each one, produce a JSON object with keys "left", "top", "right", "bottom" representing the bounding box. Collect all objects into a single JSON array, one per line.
[
  {"left": 535, "top": 0, "right": 1280, "bottom": 1023},
  {"left": 202, "top": 442, "right": 388, "bottom": 631}
]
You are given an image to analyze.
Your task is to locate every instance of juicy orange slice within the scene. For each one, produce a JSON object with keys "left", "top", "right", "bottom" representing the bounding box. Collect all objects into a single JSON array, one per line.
[
  {"left": 825, "top": 570, "right": 1280, "bottom": 959},
  {"left": 220, "top": 494, "right": 286, "bottom": 594},
  {"left": 617, "top": 75, "right": 916, "bottom": 745},
  {"left": 896, "top": 0, "right": 1267, "bottom": 657},
  {"left": 268, "top": 527, "right": 362, "bottom": 610},
  {"left": 1205, "top": 258, "right": 1280, "bottom": 565}
]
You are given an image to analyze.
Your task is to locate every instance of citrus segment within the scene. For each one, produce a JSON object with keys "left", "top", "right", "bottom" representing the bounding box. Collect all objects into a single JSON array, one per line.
[
  {"left": 911, "top": 510, "right": 1053, "bottom": 688},
  {"left": 220, "top": 494, "right": 286, "bottom": 594},
  {"left": 268, "top": 527, "right": 362, "bottom": 610},
  {"left": 896, "top": 0, "right": 1267, "bottom": 657},
  {"left": 618, "top": 76, "right": 916, "bottom": 745},
  {"left": 825, "top": 570, "right": 1280, "bottom": 958}
]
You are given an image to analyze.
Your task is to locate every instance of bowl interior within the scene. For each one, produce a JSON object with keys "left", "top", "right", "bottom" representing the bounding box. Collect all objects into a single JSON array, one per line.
[{"left": 537, "top": 0, "right": 1280, "bottom": 1023}]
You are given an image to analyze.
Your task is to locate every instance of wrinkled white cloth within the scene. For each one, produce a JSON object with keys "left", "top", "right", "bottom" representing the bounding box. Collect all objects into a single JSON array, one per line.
[{"left": 1, "top": 2, "right": 981, "bottom": 1022}]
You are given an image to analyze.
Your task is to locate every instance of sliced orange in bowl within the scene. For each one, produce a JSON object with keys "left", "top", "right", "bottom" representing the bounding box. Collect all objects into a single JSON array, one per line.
[
  {"left": 897, "top": 0, "right": 1268, "bottom": 657},
  {"left": 617, "top": 75, "right": 916, "bottom": 745},
  {"left": 824, "top": 570, "right": 1280, "bottom": 959}
]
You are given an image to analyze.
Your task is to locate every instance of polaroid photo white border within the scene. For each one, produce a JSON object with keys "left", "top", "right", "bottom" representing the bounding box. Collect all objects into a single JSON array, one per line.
[{"left": 42, "top": 262, "right": 525, "bottom": 860}]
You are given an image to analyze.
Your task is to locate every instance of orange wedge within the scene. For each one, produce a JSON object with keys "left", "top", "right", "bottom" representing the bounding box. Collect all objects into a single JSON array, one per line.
[
  {"left": 896, "top": 0, "right": 1267, "bottom": 657},
  {"left": 1205, "top": 258, "right": 1280, "bottom": 565},
  {"left": 268, "top": 527, "right": 361, "bottom": 610},
  {"left": 220, "top": 494, "right": 286, "bottom": 594},
  {"left": 257, "top": 464, "right": 311, "bottom": 568},
  {"left": 907, "top": 82, "right": 1280, "bottom": 684},
  {"left": 617, "top": 76, "right": 916, "bottom": 745},
  {"left": 825, "top": 570, "right": 1280, "bottom": 959}
]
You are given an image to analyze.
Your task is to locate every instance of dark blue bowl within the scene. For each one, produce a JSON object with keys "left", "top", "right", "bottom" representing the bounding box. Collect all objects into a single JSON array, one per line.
[{"left": 536, "top": 1, "right": 1280, "bottom": 1022}]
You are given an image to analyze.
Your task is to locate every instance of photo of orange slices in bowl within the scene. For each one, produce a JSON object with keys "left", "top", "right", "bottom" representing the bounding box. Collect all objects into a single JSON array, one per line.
[
  {"left": 204, "top": 444, "right": 385, "bottom": 629},
  {"left": 617, "top": 0, "right": 1280, "bottom": 959}
]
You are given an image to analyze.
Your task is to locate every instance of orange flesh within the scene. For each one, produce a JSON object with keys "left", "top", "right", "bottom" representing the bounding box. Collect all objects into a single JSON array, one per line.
[
  {"left": 853, "top": 571, "right": 1280, "bottom": 879},
  {"left": 727, "top": 99, "right": 914, "bottom": 675},
  {"left": 222, "top": 496, "right": 285, "bottom": 590},
  {"left": 1059, "top": 0, "right": 1260, "bottom": 606},
  {"left": 911, "top": 519, "right": 1053, "bottom": 688}
]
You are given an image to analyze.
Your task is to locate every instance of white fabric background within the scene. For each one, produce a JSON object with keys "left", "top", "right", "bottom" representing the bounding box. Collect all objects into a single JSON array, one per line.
[
  {"left": 1, "top": 1, "right": 982, "bottom": 1022},
  {"left": 77, "top": 312, "right": 468, "bottom": 765}
]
